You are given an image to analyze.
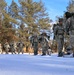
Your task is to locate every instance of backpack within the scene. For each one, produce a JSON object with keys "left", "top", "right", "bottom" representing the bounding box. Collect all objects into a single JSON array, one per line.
[
  {"left": 69, "top": 16, "right": 74, "bottom": 30},
  {"left": 33, "top": 36, "right": 38, "bottom": 43},
  {"left": 42, "top": 38, "right": 48, "bottom": 47},
  {"left": 57, "top": 26, "right": 64, "bottom": 35}
]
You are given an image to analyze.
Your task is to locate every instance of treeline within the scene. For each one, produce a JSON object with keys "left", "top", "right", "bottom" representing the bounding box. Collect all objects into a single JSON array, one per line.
[{"left": 0, "top": 0, "right": 51, "bottom": 46}]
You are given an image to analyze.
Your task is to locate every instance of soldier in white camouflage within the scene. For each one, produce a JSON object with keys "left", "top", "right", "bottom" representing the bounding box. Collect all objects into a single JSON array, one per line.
[
  {"left": 40, "top": 33, "right": 49, "bottom": 56},
  {"left": 10, "top": 41, "right": 16, "bottom": 54},
  {"left": 17, "top": 41, "right": 24, "bottom": 54},
  {"left": 4, "top": 41, "right": 10, "bottom": 54}
]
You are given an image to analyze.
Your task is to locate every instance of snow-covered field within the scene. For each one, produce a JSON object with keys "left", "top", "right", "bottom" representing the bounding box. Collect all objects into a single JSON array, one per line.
[{"left": 0, "top": 53, "right": 74, "bottom": 75}]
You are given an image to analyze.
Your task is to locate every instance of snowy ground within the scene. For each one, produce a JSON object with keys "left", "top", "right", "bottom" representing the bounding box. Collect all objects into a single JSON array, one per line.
[{"left": 0, "top": 53, "right": 74, "bottom": 75}]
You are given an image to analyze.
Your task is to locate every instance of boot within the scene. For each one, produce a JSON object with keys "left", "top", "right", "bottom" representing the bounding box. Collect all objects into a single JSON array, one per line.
[{"left": 58, "top": 52, "right": 63, "bottom": 57}]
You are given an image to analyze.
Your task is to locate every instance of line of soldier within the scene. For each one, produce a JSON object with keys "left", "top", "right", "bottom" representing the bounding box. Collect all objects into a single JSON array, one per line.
[
  {"left": 53, "top": 12, "right": 74, "bottom": 57},
  {"left": 0, "top": 40, "right": 24, "bottom": 54},
  {"left": 0, "top": 35, "right": 51, "bottom": 55}
]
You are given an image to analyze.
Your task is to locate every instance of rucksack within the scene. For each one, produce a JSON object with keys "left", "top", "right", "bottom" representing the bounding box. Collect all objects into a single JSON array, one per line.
[
  {"left": 42, "top": 38, "right": 48, "bottom": 47},
  {"left": 69, "top": 16, "right": 74, "bottom": 30},
  {"left": 33, "top": 37, "right": 38, "bottom": 43}
]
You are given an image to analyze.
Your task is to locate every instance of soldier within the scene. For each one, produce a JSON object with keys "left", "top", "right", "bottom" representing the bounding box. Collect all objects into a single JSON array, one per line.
[
  {"left": 31, "top": 34, "right": 38, "bottom": 55},
  {"left": 52, "top": 24, "right": 58, "bottom": 52},
  {"left": 54, "top": 18, "right": 64, "bottom": 57},
  {"left": 62, "top": 12, "right": 73, "bottom": 54},
  {"left": 40, "top": 34, "right": 49, "bottom": 56},
  {"left": 30, "top": 35, "right": 35, "bottom": 47},
  {"left": 4, "top": 41, "right": 10, "bottom": 54},
  {"left": 66, "top": 12, "right": 74, "bottom": 57},
  {"left": 17, "top": 41, "right": 24, "bottom": 54},
  {"left": 10, "top": 41, "right": 16, "bottom": 54},
  {"left": 53, "top": 24, "right": 58, "bottom": 40}
]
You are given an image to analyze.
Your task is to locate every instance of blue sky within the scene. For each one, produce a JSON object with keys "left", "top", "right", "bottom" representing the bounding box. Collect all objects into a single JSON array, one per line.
[{"left": 5, "top": 0, "right": 69, "bottom": 22}]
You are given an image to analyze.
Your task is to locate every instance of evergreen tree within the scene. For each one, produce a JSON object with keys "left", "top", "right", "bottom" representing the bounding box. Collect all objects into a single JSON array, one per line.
[
  {"left": 0, "top": 0, "right": 51, "bottom": 46},
  {"left": 67, "top": 0, "right": 74, "bottom": 12},
  {"left": 0, "top": 0, "right": 7, "bottom": 43},
  {"left": 0, "top": 0, "right": 18, "bottom": 43},
  {"left": 8, "top": 0, "right": 19, "bottom": 28},
  {"left": 0, "top": 0, "right": 7, "bottom": 26},
  {"left": 18, "top": 0, "right": 50, "bottom": 42},
  {"left": 17, "top": 0, "right": 51, "bottom": 49}
]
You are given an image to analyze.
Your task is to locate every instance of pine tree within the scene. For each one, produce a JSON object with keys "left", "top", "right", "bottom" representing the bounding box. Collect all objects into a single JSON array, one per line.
[
  {"left": 0, "top": 0, "right": 7, "bottom": 43},
  {"left": 67, "top": 0, "right": 74, "bottom": 12},
  {"left": 0, "top": 0, "right": 18, "bottom": 43},
  {"left": 19, "top": 0, "right": 50, "bottom": 32},
  {"left": 0, "top": 0, "right": 7, "bottom": 26},
  {"left": 18, "top": 0, "right": 50, "bottom": 43},
  {"left": 8, "top": 0, "right": 19, "bottom": 28}
]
